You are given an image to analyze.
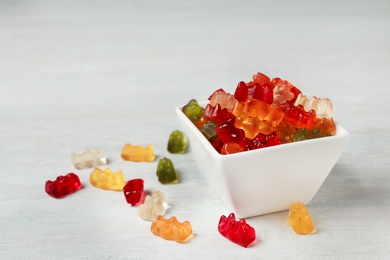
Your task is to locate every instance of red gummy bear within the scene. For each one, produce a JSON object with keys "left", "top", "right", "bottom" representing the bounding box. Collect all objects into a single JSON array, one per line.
[
  {"left": 215, "top": 118, "right": 245, "bottom": 144},
  {"left": 248, "top": 72, "right": 271, "bottom": 87},
  {"left": 279, "top": 101, "right": 317, "bottom": 129},
  {"left": 123, "top": 179, "right": 144, "bottom": 206},
  {"left": 240, "top": 131, "right": 281, "bottom": 151},
  {"left": 203, "top": 103, "right": 234, "bottom": 125},
  {"left": 45, "top": 173, "right": 82, "bottom": 199},
  {"left": 218, "top": 213, "right": 256, "bottom": 248},
  {"left": 234, "top": 80, "right": 273, "bottom": 104}
]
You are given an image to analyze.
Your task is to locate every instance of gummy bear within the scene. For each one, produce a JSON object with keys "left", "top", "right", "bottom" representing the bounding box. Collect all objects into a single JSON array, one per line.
[
  {"left": 71, "top": 148, "right": 108, "bottom": 169},
  {"left": 271, "top": 77, "right": 301, "bottom": 106},
  {"left": 279, "top": 101, "right": 317, "bottom": 130},
  {"left": 274, "top": 121, "right": 297, "bottom": 144},
  {"left": 248, "top": 72, "right": 271, "bottom": 87},
  {"left": 89, "top": 167, "right": 126, "bottom": 191},
  {"left": 182, "top": 99, "right": 204, "bottom": 125},
  {"left": 316, "top": 117, "right": 336, "bottom": 136},
  {"left": 121, "top": 144, "right": 156, "bottom": 162},
  {"left": 167, "top": 130, "right": 188, "bottom": 154},
  {"left": 292, "top": 128, "right": 331, "bottom": 142},
  {"left": 234, "top": 81, "right": 273, "bottom": 104},
  {"left": 294, "top": 94, "right": 333, "bottom": 119},
  {"left": 156, "top": 157, "right": 179, "bottom": 184},
  {"left": 200, "top": 121, "right": 218, "bottom": 142},
  {"left": 240, "top": 131, "right": 281, "bottom": 151},
  {"left": 138, "top": 191, "right": 169, "bottom": 221},
  {"left": 202, "top": 103, "right": 235, "bottom": 125},
  {"left": 209, "top": 89, "right": 237, "bottom": 112},
  {"left": 220, "top": 142, "right": 244, "bottom": 155},
  {"left": 123, "top": 179, "right": 144, "bottom": 206},
  {"left": 45, "top": 173, "right": 82, "bottom": 199},
  {"left": 150, "top": 215, "right": 193, "bottom": 243},
  {"left": 232, "top": 98, "right": 284, "bottom": 138},
  {"left": 215, "top": 118, "right": 245, "bottom": 144},
  {"left": 218, "top": 213, "right": 256, "bottom": 248},
  {"left": 288, "top": 202, "right": 314, "bottom": 234}
]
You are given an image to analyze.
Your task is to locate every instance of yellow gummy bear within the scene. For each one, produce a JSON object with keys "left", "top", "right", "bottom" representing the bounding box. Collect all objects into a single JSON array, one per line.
[
  {"left": 150, "top": 215, "right": 193, "bottom": 243},
  {"left": 288, "top": 202, "right": 314, "bottom": 235},
  {"left": 121, "top": 144, "right": 156, "bottom": 162},
  {"left": 89, "top": 167, "right": 126, "bottom": 191}
]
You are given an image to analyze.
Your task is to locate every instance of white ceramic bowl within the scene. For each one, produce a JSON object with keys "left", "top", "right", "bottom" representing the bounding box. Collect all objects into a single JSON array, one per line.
[{"left": 176, "top": 102, "right": 349, "bottom": 218}]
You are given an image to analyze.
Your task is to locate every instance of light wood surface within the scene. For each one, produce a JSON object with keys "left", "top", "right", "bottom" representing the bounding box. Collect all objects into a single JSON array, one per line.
[{"left": 1, "top": 0, "right": 389, "bottom": 259}]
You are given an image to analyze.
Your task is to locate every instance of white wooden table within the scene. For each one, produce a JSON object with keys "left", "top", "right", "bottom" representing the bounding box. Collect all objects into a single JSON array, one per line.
[{"left": 1, "top": 0, "right": 389, "bottom": 258}]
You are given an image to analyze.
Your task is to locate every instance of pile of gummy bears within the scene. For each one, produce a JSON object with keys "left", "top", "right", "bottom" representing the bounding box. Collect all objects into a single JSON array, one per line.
[{"left": 182, "top": 72, "right": 336, "bottom": 154}]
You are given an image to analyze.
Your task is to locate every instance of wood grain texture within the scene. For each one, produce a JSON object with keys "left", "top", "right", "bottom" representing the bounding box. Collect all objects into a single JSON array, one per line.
[{"left": 1, "top": 0, "right": 389, "bottom": 258}]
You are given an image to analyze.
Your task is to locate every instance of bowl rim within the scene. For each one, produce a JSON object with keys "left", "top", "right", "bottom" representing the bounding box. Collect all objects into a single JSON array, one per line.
[{"left": 176, "top": 101, "right": 349, "bottom": 159}]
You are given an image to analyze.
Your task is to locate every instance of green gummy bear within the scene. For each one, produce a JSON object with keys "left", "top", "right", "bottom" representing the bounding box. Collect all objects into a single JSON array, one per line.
[
  {"left": 182, "top": 99, "right": 204, "bottom": 123},
  {"left": 156, "top": 157, "right": 179, "bottom": 184},
  {"left": 167, "top": 130, "right": 188, "bottom": 154},
  {"left": 201, "top": 121, "right": 218, "bottom": 142},
  {"left": 292, "top": 128, "right": 331, "bottom": 142}
]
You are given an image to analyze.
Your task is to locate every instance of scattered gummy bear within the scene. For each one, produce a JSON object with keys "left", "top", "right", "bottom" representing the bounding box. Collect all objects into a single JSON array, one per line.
[
  {"left": 167, "top": 130, "right": 188, "bottom": 154},
  {"left": 71, "top": 148, "right": 108, "bottom": 169},
  {"left": 138, "top": 191, "right": 169, "bottom": 221},
  {"left": 288, "top": 202, "right": 315, "bottom": 234},
  {"left": 45, "top": 172, "right": 82, "bottom": 199},
  {"left": 121, "top": 143, "right": 156, "bottom": 162},
  {"left": 89, "top": 167, "right": 126, "bottom": 191},
  {"left": 218, "top": 213, "right": 256, "bottom": 248},
  {"left": 156, "top": 157, "right": 179, "bottom": 184},
  {"left": 150, "top": 215, "right": 193, "bottom": 243},
  {"left": 123, "top": 179, "right": 144, "bottom": 206}
]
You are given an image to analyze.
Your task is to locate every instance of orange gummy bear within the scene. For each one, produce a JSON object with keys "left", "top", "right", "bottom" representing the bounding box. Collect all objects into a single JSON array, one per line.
[
  {"left": 121, "top": 144, "right": 156, "bottom": 162},
  {"left": 232, "top": 98, "right": 285, "bottom": 138},
  {"left": 275, "top": 121, "right": 297, "bottom": 144},
  {"left": 316, "top": 117, "right": 336, "bottom": 135},
  {"left": 89, "top": 167, "right": 126, "bottom": 191},
  {"left": 288, "top": 202, "right": 314, "bottom": 235},
  {"left": 220, "top": 142, "right": 244, "bottom": 155},
  {"left": 150, "top": 215, "right": 193, "bottom": 243}
]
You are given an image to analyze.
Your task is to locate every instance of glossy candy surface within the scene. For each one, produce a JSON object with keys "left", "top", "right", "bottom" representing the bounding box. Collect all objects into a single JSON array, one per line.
[
  {"left": 218, "top": 213, "right": 256, "bottom": 248},
  {"left": 288, "top": 202, "right": 314, "bottom": 234},
  {"left": 121, "top": 144, "right": 155, "bottom": 162},
  {"left": 156, "top": 157, "right": 179, "bottom": 184},
  {"left": 71, "top": 148, "right": 108, "bottom": 169},
  {"left": 45, "top": 173, "right": 82, "bottom": 198},
  {"left": 138, "top": 191, "right": 169, "bottom": 221},
  {"left": 294, "top": 94, "right": 333, "bottom": 119},
  {"left": 182, "top": 71, "right": 336, "bottom": 154},
  {"left": 123, "top": 179, "right": 144, "bottom": 206},
  {"left": 271, "top": 77, "right": 301, "bottom": 106},
  {"left": 89, "top": 167, "right": 126, "bottom": 191},
  {"left": 232, "top": 98, "right": 284, "bottom": 138},
  {"left": 150, "top": 215, "right": 193, "bottom": 243},
  {"left": 209, "top": 89, "right": 237, "bottom": 112},
  {"left": 182, "top": 99, "right": 204, "bottom": 125},
  {"left": 167, "top": 130, "right": 188, "bottom": 154}
]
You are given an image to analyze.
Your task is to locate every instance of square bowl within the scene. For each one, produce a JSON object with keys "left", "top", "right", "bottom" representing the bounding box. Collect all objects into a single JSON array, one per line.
[{"left": 176, "top": 102, "right": 349, "bottom": 218}]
